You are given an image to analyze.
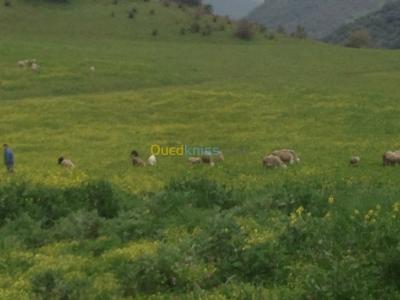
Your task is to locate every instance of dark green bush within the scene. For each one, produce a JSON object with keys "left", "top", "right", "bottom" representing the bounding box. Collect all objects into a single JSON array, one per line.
[
  {"left": 52, "top": 210, "right": 104, "bottom": 241},
  {"left": 86, "top": 180, "right": 119, "bottom": 218},
  {"left": 116, "top": 245, "right": 184, "bottom": 296},
  {"left": 234, "top": 20, "right": 255, "bottom": 41},
  {"left": 168, "top": 177, "right": 237, "bottom": 209},
  {"left": 189, "top": 22, "right": 200, "bottom": 33}
]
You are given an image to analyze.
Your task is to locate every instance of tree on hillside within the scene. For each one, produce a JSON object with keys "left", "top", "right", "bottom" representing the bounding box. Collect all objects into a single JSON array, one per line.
[
  {"left": 172, "top": 0, "right": 201, "bottom": 6},
  {"left": 346, "top": 29, "right": 371, "bottom": 48},
  {"left": 292, "top": 25, "right": 307, "bottom": 39},
  {"left": 234, "top": 20, "right": 255, "bottom": 40},
  {"left": 276, "top": 25, "right": 286, "bottom": 35}
]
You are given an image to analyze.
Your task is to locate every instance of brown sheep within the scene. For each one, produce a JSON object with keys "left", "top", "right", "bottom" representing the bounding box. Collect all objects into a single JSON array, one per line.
[
  {"left": 272, "top": 149, "right": 299, "bottom": 165},
  {"left": 201, "top": 154, "right": 215, "bottom": 166},
  {"left": 58, "top": 157, "right": 75, "bottom": 169},
  {"left": 213, "top": 151, "right": 224, "bottom": 163},
  {"left": 383, "top": 151, "right": 400, "bottom": 166},
  {"left": 131, "top": 150, "right": 146, "bottom": 167},
  {"left": 262, "top": 154, "right": 287, "bottom": 169}
]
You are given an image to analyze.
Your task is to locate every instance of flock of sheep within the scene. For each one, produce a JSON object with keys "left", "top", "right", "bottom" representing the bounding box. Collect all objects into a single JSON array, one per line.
[
  {"left": 17, "top": 60, "right": 97, "bottom": 73},
  {"left": 128, "top": 149, "right": 297, "bottom": 168},
  {"left": 17, "top": 59, "right": 40, "bottom": 72},
  {"left": 129, "top": 150, "right": 224, "bottom": 167},
  {"left": 125, "top": 149, "right": 400, "bottom": 169},
  {"left": 262, "top": 149, "right": 300, "bottom": 169},
  {"left": 15, "top": 56, "right": 400, "bottom": 170}
]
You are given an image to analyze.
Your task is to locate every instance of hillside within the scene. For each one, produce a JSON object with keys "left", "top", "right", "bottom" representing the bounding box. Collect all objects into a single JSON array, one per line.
[
  {"left": 247, "top": 0, "right": 390, "bottom": 38},
  {"left": 2, "top": 0, "right": 400, "bottom": 299},
  {"left": 204, "top": 0, "right": 262, "bottom": 19},
  {"left": 326, "top": 1, "right": 400, "bottom": 49}
]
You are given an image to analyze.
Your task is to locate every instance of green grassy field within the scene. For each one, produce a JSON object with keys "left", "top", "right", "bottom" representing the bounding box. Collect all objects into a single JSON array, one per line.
[{"left": 1, "top": 0, "right": 400, "bottom": 299}]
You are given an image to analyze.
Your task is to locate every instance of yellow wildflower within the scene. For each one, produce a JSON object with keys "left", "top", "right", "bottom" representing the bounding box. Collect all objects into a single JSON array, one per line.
[{"left": 296, "top": 206, "right": 304, "bottom": 216}]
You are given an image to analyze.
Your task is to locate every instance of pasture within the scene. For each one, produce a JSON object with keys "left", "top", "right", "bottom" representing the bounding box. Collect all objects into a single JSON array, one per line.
[{"left": 1, "top": 0, "right": 400, "bottom": 298}]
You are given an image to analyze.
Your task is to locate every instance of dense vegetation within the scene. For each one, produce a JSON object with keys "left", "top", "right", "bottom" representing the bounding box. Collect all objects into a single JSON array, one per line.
[
  {"left": 247, "top": 0, "right": 391, "bottom": 38},
  {"left": 326, "top": 1, "right": 400, "bottom": 49},
  {"left": 1, "top": 0, "right": 400, "bottom": 298},
  {"left": 1, "top": 176, "right": 400, "bottom": 298}
]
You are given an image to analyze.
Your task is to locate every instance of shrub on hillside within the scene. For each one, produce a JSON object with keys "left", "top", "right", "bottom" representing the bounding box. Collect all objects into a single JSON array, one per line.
[
  {"left": 276, "top": 25, "right": 286, "bottom": 35},
  {"left": 0, "top": 180, "right": 121, "bottom": 226},
  {"left": 234, "top": 20, "right": 255, "bottom": 41},
  {"left": 172, "top": 0, "right": 201, "bottom": 6},
  {"left": 128, "top": 8, "right": 137, "bottom": 19},
  {"left": 30, "top": 269, "right": 84, "bottom": 300},
  {"left": 52, "top": 210, "right": 104, "bottom": 241},
  {"left": 202, "top": 25, "right": 212, "bottom": 36},
  {"left": 4, "top": 0, "right": 11, "bottom": 7},
  {"left": 190, "top": 22, "right": 201, "bottom": 33},
  {"left": 346, "top": 29, "right": 371, "bottom": 48},
  {"left": 168, "top": 177, "right": 237, "bottom": 209},
  {"left": 292, "top": 25, "right": 307, "bottom": 39},
  {"left": 86, "top": 180, "right": 119, "bottom": 218}
]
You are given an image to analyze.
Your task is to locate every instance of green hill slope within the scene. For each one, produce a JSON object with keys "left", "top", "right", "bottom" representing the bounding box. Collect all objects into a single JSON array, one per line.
[
  {"left": 247, "top": 0, "right": 390, "bottom": 38},
  {"left": 326, "top": 1, "right": 400, "bottom": 49},
  {"left": 0, "top": 0, "right": 233, "bottom": 42}
]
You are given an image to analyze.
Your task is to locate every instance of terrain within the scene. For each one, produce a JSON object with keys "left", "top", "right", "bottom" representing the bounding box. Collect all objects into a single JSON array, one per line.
[
  {"left": 248, "top": 0, "right": 391, "bottom": 38},
  {"left": 1, "top": 0, "right": 400, "bottom": 298},
  {"left": 326, "top": 0, "right": 400, "bottom": 49}
]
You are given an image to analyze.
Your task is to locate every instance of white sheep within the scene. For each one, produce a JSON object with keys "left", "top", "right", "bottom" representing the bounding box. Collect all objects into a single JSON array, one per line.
[
  {"left": 31, "top": 63, "right": 40, "bottom": 72},
  {"left": 148, "top": 154, "right": 157, "bottom": 166}
]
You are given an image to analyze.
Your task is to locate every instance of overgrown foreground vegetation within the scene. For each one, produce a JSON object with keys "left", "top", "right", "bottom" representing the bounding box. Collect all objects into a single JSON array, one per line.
[{"left": 1, "top": 175, "right": 400, "bottom": 299}]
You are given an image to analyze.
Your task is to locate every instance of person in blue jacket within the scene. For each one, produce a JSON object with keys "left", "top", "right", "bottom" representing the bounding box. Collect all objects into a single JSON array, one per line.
[{"left": 3, "top": 144, "right": 14, "bottom": 173}]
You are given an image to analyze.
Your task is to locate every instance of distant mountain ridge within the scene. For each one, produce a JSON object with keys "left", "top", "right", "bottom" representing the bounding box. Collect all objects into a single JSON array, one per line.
[
  {"left": 247, "top": 0, "right": 391, "bottom": 38},
  {"left": 325, "top": 1, "right": 400, "bottom": 49}
]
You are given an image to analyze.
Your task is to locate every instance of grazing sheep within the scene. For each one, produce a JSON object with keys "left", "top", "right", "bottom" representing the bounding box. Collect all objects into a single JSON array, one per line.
[
  {"left": 213, "top": 151, "right": 224, "bottom": 163},
  {"left": 90, "top": 66, "right": 96, "bottom": 72},
  {"left": 350, "top": 156, "right": 360, "bottom": 166},
  {"left": 131, "top": 150, "right": 146, "bottom": 166},
  {"left": 17, "top": 60, "right": 27, "bottom": 68},
  {"left": 188, "top": 157, "right": 202, "bottom": 164},
  {"left": 287, "top": 149, "right": 300, "bottom": 163},
  {"left": 27, "top": 59, "right": 36, "bottom": 67},
  {"left": 148, "top": 154, "right": 157, "bottom": 166},
  {"left": 262, "top": 154, "right": 287, "bottom": 169},
  {"left": 31, "top": 63, "right": 40, "bottom": 72},
  {"left": 383, "top": 151, "right": 400, "bottom": 166},
  {"left": 58, "top": 157, "right": 75, "bottom": 169},
  {"left": 201, "top": 153, "right": 215, "bottom": 167},
  {"left": 272, "top": 149, "right": 295, "bottom": 165}
]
